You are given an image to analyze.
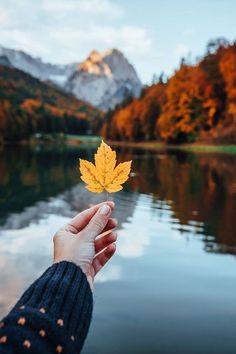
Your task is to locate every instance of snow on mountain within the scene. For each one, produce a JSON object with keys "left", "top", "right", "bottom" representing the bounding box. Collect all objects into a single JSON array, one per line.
[{"left": 0, "top": 45, "right": 74, "bottom": 86}]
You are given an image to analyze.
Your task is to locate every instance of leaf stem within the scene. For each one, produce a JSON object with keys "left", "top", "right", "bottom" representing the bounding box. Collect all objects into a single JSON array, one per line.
[{"left": 106, "top": 191, "right": 109, "bottom": 201}]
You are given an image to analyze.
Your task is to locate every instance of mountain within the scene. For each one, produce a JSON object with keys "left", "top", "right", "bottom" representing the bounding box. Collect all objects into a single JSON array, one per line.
[
  {"left": 0, "top": 55, "right": 12, "bottom": 67},
  {"left": 0, "top": 45, "right": 142, "bottom": 111},
  {"left": 65, "top": 49, "right": 142, "bottom": 111},
  {"left": 103, "top": 40, "right": 236, "bottom": 144},
  {"left": 0, "top": 45, "right": 74, "bottom": 86},
  {"left": 0, "top": 65, "right": 103, "bottom": 141}
]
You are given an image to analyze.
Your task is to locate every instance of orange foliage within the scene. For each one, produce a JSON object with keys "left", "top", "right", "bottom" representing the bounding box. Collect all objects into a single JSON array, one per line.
[
  {"left": 0, "top": 100, "right": 10, "bottom": 131},
  {"left": 219, "top": 46, "right": 236, "bottom": 120},
  {"left": 104, "top": 83, "right": 166, "bottom": 141},
  {"left": 45, "top": 104, "right": 64, "bottom": 117},
  {"left": 104, "top": 40, "right": 236, "bottom": 144},
  {"left": 21, "top": 99, "right": 41, "bottom": 113},
  {"left": 157, "top": 64, "right": 218, "bottom": 142},
  {"left": 0, "top": 64, "right": 103, "bottom": 141}
]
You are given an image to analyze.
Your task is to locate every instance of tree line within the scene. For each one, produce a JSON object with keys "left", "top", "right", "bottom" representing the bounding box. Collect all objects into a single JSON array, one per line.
[
  {"left": 0, "top": 65, "right": 103, "bottom": 142},
  {"left": 102, "top": 39, "right": 236, "bottom": 144}
]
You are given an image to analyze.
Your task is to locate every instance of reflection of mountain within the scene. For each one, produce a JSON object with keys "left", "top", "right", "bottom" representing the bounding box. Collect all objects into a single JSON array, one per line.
[
  {"left": 0, "top": 146, "right": 235, "bottom": 255},
  {"left": 0, "top": 183, "right": 138, "bottom": 231},
  {"left": 0, "top": 146, "right": 138, "bottom": 229}
]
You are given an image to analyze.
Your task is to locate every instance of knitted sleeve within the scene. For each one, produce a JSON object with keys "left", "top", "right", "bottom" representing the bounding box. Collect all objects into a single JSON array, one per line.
[{"left": 0, "top": 261, "right": 93, "bottom": 354}]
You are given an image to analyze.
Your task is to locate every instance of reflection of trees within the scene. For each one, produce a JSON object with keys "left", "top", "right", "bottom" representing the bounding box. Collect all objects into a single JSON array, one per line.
[
  {"left": 1, "top": 145, "right": 235, "bottom": 254},
  {"left": 0, "top": 146, "right": 138, "bottom": 230},
  {"left": 0, "top": 146, "right": 96, "bottom": 225},
  {"left": 121, "top": 148, "right": 236, "bottom": 255}
]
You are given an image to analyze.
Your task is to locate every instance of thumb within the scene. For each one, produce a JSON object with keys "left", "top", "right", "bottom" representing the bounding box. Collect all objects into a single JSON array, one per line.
[{"left": 80, "top": 204, "right": 112, "bottom": 240}]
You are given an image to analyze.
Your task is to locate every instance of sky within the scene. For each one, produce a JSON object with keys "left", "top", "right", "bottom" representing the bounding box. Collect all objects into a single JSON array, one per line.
[{"left": 0, "top": 0, "right": 236, "bottom": 83}]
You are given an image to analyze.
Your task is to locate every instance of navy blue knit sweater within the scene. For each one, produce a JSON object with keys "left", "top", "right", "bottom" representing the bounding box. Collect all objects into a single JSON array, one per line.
[{"left": 0, "top": 261, "right": 93, "bottom": 353}]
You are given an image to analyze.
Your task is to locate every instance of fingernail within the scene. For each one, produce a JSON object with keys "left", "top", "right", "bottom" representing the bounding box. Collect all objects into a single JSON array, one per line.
[
  {"left": 109, "top": 201, "right": 115, "bottom": 209},
  {"left": 113, "top": 218, "right": 118, "bottom": 225},
  {"left": 99, "top": 205, "right": 110, "bottom": 216}
]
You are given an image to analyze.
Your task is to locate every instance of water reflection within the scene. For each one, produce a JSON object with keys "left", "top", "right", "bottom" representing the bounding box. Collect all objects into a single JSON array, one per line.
[
  {"left": 117, "top": 194, "right": 153, "bottom": 258},
  {"left": 0, "top": 145, "right": 236, "bottom": 353},
  {"left": 118, "top": 148, "right": 236, "bottom": 254}
]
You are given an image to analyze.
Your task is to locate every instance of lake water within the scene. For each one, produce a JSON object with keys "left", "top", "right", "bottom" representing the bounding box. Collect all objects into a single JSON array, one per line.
[{"left": 0, "top": 145, "right": 236, "bottom": 354}]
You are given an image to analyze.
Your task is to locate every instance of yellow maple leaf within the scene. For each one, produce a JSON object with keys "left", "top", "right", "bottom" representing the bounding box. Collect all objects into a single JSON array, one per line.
[{"left": 79, "top": 140, "right": 132, "bottom": 193}]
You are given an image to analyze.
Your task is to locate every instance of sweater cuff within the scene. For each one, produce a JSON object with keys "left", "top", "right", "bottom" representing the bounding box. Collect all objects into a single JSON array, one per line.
[{"left": 15, "top": 261, "right": 93, "bottom": 344}]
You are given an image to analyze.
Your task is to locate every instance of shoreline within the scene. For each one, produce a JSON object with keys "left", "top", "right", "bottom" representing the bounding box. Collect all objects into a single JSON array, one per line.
[
  {"left": 107, "top": 140, "right": 236, "bottom": 154},
  {"left": 1, "top": 135, "right": 236, "bottom": 154}
]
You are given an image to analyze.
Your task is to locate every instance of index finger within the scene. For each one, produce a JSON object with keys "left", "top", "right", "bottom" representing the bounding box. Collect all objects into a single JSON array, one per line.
[{"left": 67, "top": 201, "right": 115, "bottom": 233}]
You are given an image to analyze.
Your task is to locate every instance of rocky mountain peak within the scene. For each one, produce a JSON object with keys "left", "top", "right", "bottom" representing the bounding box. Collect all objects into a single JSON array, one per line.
[
  {"left": 104, "top": 48, "right": 123, "bottom": 56},
  {"left": 66, "top": 48, "right": 142, "bottom": 110},
  {"left": 79, "top": 49, "right": 112, "bottom": 77},
  {"left": 88, "top": 50, "right": 103, "bottom": 63}
]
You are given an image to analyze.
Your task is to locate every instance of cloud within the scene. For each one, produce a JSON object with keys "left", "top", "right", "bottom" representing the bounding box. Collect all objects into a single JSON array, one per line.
[
  {"left": 42, "top": 0, "right": 124, "bottom": 17},
  {"left": 49, "top": 24, "right": 152, "bottom": 62},
  {"left": 0, "top": 0, "right": 153, "bottom": 80},
  {"left": 0, "top": 8, "right": 10, "bottom": 26},
  {"left": 0, "top": 28, "right": 50, "bottom": 55},
  {"left": 0, "top": 0, "right": 152, "bottom": 63},
  {"left": 0, "top": 0, "right": 151, "bottom": 58},
  {"left": 90, "top": 25, "right": 152, "bottom": 55}
]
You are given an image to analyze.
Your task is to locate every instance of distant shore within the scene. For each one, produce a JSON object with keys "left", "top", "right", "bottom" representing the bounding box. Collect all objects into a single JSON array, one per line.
[
  {"left": 1, "top": 134, "right": 236, "bottom": 154},
  {"left": 1, "top": 134, "right": 102, "bottom": 146},
  {"left": 107, "top": 140, "right": 236, "bottom": 154}
]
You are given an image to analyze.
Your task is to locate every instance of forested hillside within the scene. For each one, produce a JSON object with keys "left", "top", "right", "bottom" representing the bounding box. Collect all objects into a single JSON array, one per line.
[
  {"left": 103, "top": 39, "right": 236, "bottom": 144},
  {"left": 0, "top": 65, "right": 103, "bottom": 141}
]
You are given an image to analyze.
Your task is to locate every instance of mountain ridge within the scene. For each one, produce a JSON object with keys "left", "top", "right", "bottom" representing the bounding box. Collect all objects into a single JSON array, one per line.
[
  {"left": 0, "top": 64, "right": 103, "bottom": 141},
  {"left": 0, "top": 45, "right": 141, "bottom": 111}
]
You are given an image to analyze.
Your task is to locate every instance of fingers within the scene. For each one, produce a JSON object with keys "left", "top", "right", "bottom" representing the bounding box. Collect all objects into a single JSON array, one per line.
[
  {"left": 80, "top": 204, "right": 112, "bottom": 240},
  {"left": 95, "top": 231, "right": 117, "bottom": 254},
  {"left": 102, "top": 218, "right": 117, "bottom": 234},
  {"left": 93, "top": 243, "right": 116, "bottom": 274},
  {"left": 67, "top": 201, "right": 115, "bottom": 233}
]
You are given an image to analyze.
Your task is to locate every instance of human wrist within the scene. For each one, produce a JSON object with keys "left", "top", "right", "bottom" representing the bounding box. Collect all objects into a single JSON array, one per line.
[{"left": 77, "top": 264, "right": 94, "bottom": 291}]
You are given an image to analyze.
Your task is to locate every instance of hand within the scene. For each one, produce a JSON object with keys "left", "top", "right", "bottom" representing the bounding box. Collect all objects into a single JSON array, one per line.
[{"left": 53, "top": 202, "right": 117, "bottom": 290}]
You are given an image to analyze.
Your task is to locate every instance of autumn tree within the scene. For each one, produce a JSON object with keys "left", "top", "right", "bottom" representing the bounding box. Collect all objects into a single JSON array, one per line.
[
  {"left": 103, "top": 39, "right": 236, "bottom": 144},
  {"left": 0, "top": 65, "right": 103, "bottom": 141},
  {"left": 219, "top": 43, "right": 236, "bottom": 121},
  {"left": 103, "top": 83, "right": 166, "bottom": 141},
  {"left": 157, "top": 64, "right": 218, "bottom": 143}
]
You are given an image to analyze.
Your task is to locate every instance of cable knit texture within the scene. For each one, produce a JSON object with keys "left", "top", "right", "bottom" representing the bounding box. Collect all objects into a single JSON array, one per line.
[{"left": 0, "top": 261, "right": 93, "bottom": 354}]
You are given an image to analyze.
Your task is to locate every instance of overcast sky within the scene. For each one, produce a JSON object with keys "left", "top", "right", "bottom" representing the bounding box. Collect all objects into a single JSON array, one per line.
[{"left": 0, "top": 0, "right": 236, "bottom": 83}]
